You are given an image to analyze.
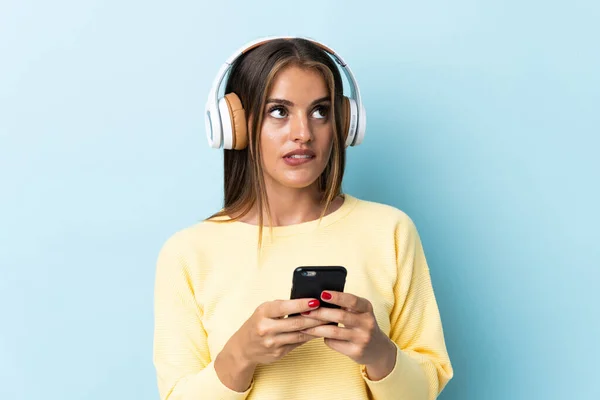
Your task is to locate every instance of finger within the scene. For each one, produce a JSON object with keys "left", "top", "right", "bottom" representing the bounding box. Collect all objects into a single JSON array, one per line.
[
  {"left": 265, "top": 299, "right": 321, "bottom": 319},
  {"left": 321, "top": 291, "right": 371, "bottom": 313},
  {"left": 301, "top": 324, "right": 355, "bottom": 341},
  {"left": 303, "top": 307, "right": 362, "bottom": 328},
  {"left": 283, "top": 340, "right": 312, "bottom": 354},
  {"left": 276, "top": 331, "right": 320, "bottom": 346},
  {"left": 323, "top": 338, "right": 355, "bottom": 354},
  {"left": 273, "top": 314, "right": 329, "bottom": 333}
]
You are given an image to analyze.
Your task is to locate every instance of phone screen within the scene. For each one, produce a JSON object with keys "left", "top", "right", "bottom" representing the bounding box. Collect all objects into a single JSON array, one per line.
[{"left": 289, "top": 266, "right": 347, "bottom": 318}]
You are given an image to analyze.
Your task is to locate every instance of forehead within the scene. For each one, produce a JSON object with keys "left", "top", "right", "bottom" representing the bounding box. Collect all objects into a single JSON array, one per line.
[{"left": 268, "top": 65, "right": 329, "bottom": 100}]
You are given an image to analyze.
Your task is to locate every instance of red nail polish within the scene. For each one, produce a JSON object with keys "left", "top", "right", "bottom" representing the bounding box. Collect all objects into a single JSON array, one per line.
[
  {"left": 308, "top": 299, "right": 320, "bottom": 308},
  {"left": 301, "top": 311, "right": 311, "bottom": 316},
  {"left": 321, "top": 292, "right": 332, "bottom": 300}
]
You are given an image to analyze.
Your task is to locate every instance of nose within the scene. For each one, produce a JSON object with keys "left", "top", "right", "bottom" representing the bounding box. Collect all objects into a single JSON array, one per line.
[{"left": 290, "top": 112, "right": 313, "bottom": 143}]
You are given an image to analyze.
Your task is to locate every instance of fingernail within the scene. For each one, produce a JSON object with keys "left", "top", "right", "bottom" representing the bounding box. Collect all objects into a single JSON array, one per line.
[
  {"left": 301, "top": 311, "right": 311, "bottom": 316},
  {"left": 308, "top": 299, "right": 320, "bottom": 308},
  {"left": 321, "top": 291, "right": 332, "bottom": 300}
]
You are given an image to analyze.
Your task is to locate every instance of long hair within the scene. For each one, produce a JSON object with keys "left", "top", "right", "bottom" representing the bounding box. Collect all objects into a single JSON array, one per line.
[{"left": 208, "top": 38, "right": 347, "bottom": 245}]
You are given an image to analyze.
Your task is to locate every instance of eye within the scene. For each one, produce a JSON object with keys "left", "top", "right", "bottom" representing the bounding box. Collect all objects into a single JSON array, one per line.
[
  {"left": 311, "top": 105, "right": 329, "bottom": 119},
  {"left": 268, "top": 106, "right": 287, "bottom": 119}
]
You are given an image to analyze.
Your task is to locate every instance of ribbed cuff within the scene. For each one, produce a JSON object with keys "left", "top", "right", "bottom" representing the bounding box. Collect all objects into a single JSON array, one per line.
[
  {"left": 361, "top": 342, "right": 428, "bottom": 399},
  {"left": 186, "top": 360, "right": 253, "bottom": 399}
]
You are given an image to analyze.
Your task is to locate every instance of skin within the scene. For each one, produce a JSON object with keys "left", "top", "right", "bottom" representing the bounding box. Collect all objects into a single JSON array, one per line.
[{"left": 215, "top": 66, "right": 397, "bottom": 392}]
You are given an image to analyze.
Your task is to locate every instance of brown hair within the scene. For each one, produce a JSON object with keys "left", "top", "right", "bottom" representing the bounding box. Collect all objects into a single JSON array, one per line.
[{"left": 208, "top": 38, "right": 347, "bottom": 245}]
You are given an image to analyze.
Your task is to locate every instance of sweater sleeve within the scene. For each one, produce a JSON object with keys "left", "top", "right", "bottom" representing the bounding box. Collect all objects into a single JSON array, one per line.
[
  {"left": 362, "top": 216, "right": 453, "bottom": 399},
  {"left": 153, "top": 234, "right": 253, "bottom": 400}
]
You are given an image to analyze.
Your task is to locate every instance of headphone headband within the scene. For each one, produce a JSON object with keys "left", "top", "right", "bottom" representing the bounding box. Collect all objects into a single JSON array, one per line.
[{"left": 205, "top": 36, "right": 365, "bottom": 149}]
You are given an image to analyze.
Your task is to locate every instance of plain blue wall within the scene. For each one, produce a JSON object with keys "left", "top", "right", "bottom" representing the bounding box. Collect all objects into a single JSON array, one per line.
[{"left": 1, "top": 1, "right": 598, "bottom": 399}]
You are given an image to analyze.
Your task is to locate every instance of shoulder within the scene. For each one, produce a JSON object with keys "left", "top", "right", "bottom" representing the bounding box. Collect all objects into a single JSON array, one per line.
[
  {"left": 344, "top": 194, "right": 423, "bottom": 251},
  {"left": 347, "top": 194, "right": 418, "bottom": 233},
  {"left": 156, "top": 219, "right": 231, "bottom": 262}
]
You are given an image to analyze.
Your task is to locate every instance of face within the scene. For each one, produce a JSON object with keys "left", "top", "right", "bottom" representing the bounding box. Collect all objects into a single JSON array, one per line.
[{"left": 259, "top": 65, "right": 334, "bottom": 191}]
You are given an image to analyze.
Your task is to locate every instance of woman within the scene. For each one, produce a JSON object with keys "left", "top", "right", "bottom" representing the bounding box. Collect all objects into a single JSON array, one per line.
[{"left": 153, "top": 37, "right": 453, "bottom": 400}]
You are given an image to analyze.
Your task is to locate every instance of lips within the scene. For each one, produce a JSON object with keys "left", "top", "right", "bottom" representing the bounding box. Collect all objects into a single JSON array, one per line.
[{"left": 283, "top": 149, "right": 316, "bottom": 159}]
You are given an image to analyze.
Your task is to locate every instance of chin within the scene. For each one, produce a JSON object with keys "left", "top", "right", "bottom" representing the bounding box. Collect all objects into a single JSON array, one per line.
[
  {"left": 277, "top": 178, "right": 318, "bottom": 189},
  {"left": 277, "top": 172, "right": 322, "bottom": 189}
]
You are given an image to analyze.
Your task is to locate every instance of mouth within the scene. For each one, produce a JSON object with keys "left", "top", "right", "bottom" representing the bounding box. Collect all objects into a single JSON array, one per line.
[
  {"left": 283, "top": 149, "right": 316, "bottom": 159},
  {"left": 282, "top": 149, "right": 316, "bottom": 166}
]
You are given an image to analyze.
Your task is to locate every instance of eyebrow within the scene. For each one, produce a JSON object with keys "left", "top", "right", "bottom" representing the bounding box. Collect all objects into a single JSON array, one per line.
[{"left": 266, "top": 96, "right": 330, "bottom": 107}]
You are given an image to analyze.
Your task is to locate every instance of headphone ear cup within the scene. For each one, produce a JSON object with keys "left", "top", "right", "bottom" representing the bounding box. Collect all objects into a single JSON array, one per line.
[
  {"left": 343, "top": 97, "right": 358, "bottom": 147},
  {"left": 220, "top": 93, "right": 248, "bottom": 150},
  {"left": 354, "top": 103, "right": 367, "bottom": 146},
  {"left": 342, "top": 97, "right": 351, "bottom": 144}
]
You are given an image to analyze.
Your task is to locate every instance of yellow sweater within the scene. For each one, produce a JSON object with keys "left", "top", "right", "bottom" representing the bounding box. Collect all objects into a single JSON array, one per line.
[{"left": 153, "top": 194, "right": 453, "bottom": 399}]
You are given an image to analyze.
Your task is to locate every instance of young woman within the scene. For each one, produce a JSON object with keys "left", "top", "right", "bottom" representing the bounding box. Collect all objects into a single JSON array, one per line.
[{"left": 153, "top": 37, "right": 453, "bottom": 400}]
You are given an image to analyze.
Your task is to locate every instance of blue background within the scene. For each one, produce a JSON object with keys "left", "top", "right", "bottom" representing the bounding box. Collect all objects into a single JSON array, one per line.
[{"left": 1, "top": 1, "right": 598, "bottom": 399}]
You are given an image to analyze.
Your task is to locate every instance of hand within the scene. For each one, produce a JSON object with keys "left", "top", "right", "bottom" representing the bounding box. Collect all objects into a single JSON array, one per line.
[
  {"left": 227, "top": 298, "right": 326, "bottom": 367},
  {"left": 299, "top": 291, "right": 397, "bottom": 380}
]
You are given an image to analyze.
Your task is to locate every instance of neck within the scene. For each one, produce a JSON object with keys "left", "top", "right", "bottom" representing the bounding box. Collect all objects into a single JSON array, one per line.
[
  {"left": 240, "top": 183, "right": 341, "bottom": 227},
  {"left": 266, "top": 185, "right": 323, "bottom": 226}
]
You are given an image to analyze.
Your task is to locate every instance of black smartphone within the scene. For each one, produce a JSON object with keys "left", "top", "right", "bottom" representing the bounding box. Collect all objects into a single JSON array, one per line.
[{"left": 289, "top": 266, "right": 347, "bottom": 320}]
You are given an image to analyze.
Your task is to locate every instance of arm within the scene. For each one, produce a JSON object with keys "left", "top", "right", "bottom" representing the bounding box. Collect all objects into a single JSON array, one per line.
[
  {"left": 153, "top": 234, "right": 254, "bottom": 400},
  {"left": 214, "top": 342, "right": 256, "bottom": 393},
  {"left": 362, "top": 216, "right": 454, "bottom": 400}
]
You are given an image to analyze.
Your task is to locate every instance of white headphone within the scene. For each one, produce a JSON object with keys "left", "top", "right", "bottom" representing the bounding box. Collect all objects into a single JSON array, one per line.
[{"left": 204, "top": 36, "right": 366, "bottom": 150}]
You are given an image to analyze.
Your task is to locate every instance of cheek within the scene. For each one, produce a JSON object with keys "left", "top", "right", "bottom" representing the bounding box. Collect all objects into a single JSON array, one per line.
[
  {"left": 261, "top": 124, "right": 280, "bottom": 143},
  {"left": 318, "top": 125, "right": 335, "bottom": 159},
  {"left": 260, "top": 118, "right": 289, "bottom": 144},
  {"left": 259, "top": 124, "right": 286, "bottom": 168}
]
